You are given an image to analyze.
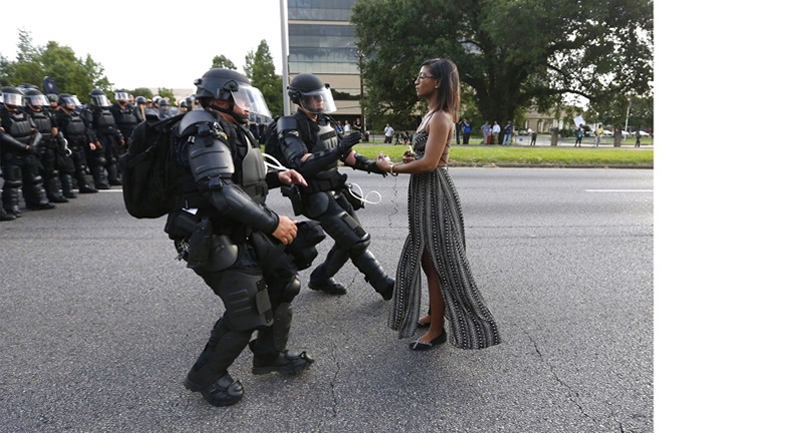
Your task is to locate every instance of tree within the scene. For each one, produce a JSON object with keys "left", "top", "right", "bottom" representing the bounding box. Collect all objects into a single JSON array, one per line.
[
  {"left": 131, "top": 87, "right": 154, "bottom": 99},
  {"left": 211, "top": 55, "right": 237, "bottom": 70},
  {"left": 244, "top": 40, "right": 283, "bottom": 117},
  {"left": 351, "top": 0, "right": 653, "bottom": 126}
]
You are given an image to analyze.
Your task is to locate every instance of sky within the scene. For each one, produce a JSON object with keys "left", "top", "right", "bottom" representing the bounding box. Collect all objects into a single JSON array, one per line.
[{"left": 1, "top": 0, "right": 284, "bottom": 91}]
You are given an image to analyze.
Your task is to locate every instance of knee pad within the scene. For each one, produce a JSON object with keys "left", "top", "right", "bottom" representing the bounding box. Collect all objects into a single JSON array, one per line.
[
  {"left": 269, "top": 276, "right": 301, "bottom": 305},
  {"left": 319, "top": 209, "right": 370, "bottom": 252},
  {"left": 215, "top": 269, "right": 272, "bottom": 331}
]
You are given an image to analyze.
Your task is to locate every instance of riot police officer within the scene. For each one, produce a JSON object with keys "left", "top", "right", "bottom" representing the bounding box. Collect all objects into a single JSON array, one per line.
[
  {"left": 164, "top": 68, "right": 320, "bottom": 407},
  {"left": 22, "top": 86, "right": 69, "bottom": 203},
  {"left": 110, "top": 90, "right": 139, "bottom": 144},
  {"left": 1, "top": 86, "right": 55, "bottom": 215},
  {"left": 133, "top": 96, "right": 148, "bottom": 123},
  {"left": 54, "top": 94, "right": 97, "bottom": 194},
  {"left": 275, "top": 73, "right": 393, "bottom": 300},
  {"left": 83, "top": 89, "right": 123, "bottom": 187}
]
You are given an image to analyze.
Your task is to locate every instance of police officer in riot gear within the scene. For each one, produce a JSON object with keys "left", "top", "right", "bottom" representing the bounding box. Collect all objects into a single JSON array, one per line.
[
  {"left": 133, "top": 96, "right": 148, "bottom": 123},
  {"left": 276, "top": 72, "right": 394, "bottom": 300},
  {"left": 110, "top": 90, "right": 139, "bottom": 144},
  {"left": 1, "top": 86, "right": 56, "bottom": 215},
  {"left": 83, "top": 89, "right": 123, "bottom": 187},
  {"left": 55, "top": 93, "right": 97, "bottom": 194},
  {"left": 165, "top": 68, "right": 321, "bottom": 407},
  {"left": 22, "top": 86, "right": 69, "bottom": 203}
]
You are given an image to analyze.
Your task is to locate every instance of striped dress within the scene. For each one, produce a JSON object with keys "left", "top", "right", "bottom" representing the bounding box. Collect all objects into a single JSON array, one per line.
[{"left": 388, "top": 131, "right": 501, "bottom": 349}]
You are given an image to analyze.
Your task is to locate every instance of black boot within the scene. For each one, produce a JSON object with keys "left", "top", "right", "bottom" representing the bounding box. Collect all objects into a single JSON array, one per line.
[
  {"left": 61, "top": 174, "right": 77, "bottom": 198},
  {"left": 107, "top": 163, "right": 122, "bottom": 186},
  {"left": 46, "top": 175, "right": 68, "bottom": 203},
  {"left": 75, "top": 172, "right": 97, "bottom": 193},
  {"left": 352, "top": 250, "right": 394, "bottom": 300},
  {"left": 90, "top": 165, "right": 110, "bottom": 190},
  {"left": 251, "top": 303, "right": 313, "bottom": 375},
  {"left": 307, "top": 246, "right": 349, "bottom": 295},
  {"left": 183, "top": 374, "right": 244, "bottom": 407},
  {"left": 25, "top": 178, "right": 56, "bottom": 210}
]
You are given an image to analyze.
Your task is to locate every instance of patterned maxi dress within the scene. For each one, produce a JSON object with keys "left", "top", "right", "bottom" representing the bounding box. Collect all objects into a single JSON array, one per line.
[{"left": 388, "top": 130, "right": 501, "bottom": 349}]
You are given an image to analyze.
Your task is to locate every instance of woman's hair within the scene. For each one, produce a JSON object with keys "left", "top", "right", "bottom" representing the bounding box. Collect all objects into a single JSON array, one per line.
[{"left": 422, "top": 58, "right": 460, "bottom": 122}]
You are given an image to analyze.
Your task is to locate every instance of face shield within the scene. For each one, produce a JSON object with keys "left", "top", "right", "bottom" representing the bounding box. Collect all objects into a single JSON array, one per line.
[
  {"left": 61, "top": 95, "right": 81, "bottom": 108},
  {"left": 27, "top": 94, "right": 49, "bottom": 108},
  {"left": 3, "top": 92, "right": 24, "bottom": 107},
  {"left": 114, "top": 91, "right": 130, "bottom": 102},
  {"left": 299, "top": 85, "right": 337, "bottom": 114},
  {"left": 92, "top": 94, "right": 111, "bottom": 107},
  {"left": 230, "top": 84, "right": 271, "bottom": 118}
]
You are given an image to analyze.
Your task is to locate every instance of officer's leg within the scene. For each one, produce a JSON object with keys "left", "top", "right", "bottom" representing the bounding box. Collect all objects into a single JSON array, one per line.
[
  {"left": 87, "top": 144, "right": 109, "bottom": 189},
  {"left": 308, "top": 243, "right": 349, "bottom": 295},
  {"left": 2, "top": 161, "right": 23, "bottom": 216},
  {"left": 184, "top": 263, "right": 270, "bottom": 407},
  {"left": 351, "top": 249, "right": 394, "bottom": 301},
  {"left": 104, "top": 135, "right": 121, "bottom": 185},
  {"left": 0, "top": 172, "right": 14, "bottom": 221},
  {"left": 43, "top": 149, "right": 68, "bottom": 202},
  {"left": 251, "top": 269, "right": 313, "bottom": 375},
  {"left": 71, "top": 147, "right": 97, "bottom": 193}
]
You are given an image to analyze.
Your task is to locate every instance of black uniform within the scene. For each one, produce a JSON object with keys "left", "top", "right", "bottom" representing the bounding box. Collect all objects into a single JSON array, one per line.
[
  {"left": 164, "top": 109, "right": 320, "bottom": 407},
  {"left": 27, "top": 105, "right": 69, "bottom": 203},
  {"left": 110, "top": 101, "right": 139, "bottom": 144},
  {"left": 277, "top": 109, "right": 394, "bottom": 300},
  {"left": 0, "top": 105, "right": 54, "bottom": 214},
  {"left": 82, "top": 103, "right": 122, "bottom": 187},
  {"left": 55, "top": 107, "right": 97, "bottom": 194}
]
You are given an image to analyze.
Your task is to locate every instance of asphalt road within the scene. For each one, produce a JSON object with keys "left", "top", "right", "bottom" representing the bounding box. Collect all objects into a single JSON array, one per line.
[{"left": 0, "top": 167, "right": 653, "bottom": 433}]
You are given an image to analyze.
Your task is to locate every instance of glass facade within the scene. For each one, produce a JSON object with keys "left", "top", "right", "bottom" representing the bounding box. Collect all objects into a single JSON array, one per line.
[
  {"left": 288, "top": 0, "right": 361, "bottom": 109},
  {"left": 288, "top": 0, "right": 355, "bottom": 21}
]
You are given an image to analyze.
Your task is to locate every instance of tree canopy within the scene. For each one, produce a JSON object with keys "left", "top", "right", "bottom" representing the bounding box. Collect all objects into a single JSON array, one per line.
[
  {"left": 0, "top": 29, "right": 109, "bottom": 100},
  {"left": 244, "top": 40, "right": 283, "bottom": 117},
  {"left": 351, "top": 0, "right": 653, "bottom": 126}
]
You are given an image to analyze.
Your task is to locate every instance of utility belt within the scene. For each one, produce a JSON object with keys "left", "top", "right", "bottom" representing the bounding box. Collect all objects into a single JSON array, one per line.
[{"left": 302, "top": 171, "right": 347, "bottom": 194}]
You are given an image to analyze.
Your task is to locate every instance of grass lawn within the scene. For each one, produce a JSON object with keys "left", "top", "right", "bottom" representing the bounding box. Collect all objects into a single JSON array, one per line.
[{"left": 352, "top": 141, "right": 654, "bottom": 167}]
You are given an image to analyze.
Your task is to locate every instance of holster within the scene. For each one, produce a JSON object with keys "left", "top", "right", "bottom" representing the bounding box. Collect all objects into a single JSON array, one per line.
[
  {"left": 342, "top": 183, "right": 364, "bottom": 211},
  {"left": 281, "top": 184, "right": 305, "bottom": 216},
  {"left": 186, "top": 216, "right": 213, "bottom": 269}
]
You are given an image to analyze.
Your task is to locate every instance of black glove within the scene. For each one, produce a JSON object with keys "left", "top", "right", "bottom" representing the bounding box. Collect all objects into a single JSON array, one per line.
[{"left": 337, "top": 132, "right": 362, "bottom": 156}]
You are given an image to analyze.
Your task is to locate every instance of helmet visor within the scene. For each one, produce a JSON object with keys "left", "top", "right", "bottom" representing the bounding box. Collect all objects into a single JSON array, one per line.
[
  {"left": 231, "top": 84, "right": 271, "bottom": 117},
  {"left": 93, "top": 94, "right": 111, "bottom": 107},
  {"left": 299, "top": 85, "right": 337, "bottom": 114},
  {"left": 61, "top": 95, "right": 81, "bottom": 107},
  {"left": 114, "top": 91, "right": 130, "bottom": 101},
  {"left": 3, "top": 92, "right": 24, "bottom": 107},
  {"left": 27, "top": 94, "right": 49, "bottom": 107}
]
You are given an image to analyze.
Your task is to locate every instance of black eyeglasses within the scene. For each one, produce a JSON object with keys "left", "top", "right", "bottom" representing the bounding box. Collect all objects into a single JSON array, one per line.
[{"left": 414, "top": 75, "right": 438, "bottom": 82}]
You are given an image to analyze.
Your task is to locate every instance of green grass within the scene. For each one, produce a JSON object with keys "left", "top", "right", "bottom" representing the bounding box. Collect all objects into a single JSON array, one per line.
[{"left": 352, "top": 143, "right": 654, "bottom": 167}]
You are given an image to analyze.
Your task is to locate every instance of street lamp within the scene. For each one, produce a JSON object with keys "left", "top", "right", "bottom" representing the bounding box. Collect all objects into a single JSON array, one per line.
[{"left": 624, "top": 96, "right": 632, "bottom": 135}]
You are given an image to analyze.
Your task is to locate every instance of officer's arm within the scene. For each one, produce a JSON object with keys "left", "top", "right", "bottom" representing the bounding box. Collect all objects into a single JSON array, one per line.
[
  {"left": 278, "top": 116, "right": 357, "bottom": 176},
  {"left": 188, "top": 133, "right": 280, "bottom": 235},
  {"left": 345, "top": 151, "right": 387, "bottom": 176},
  {"left": 0, "top": 129, "right": 32, "bottom": 153}
]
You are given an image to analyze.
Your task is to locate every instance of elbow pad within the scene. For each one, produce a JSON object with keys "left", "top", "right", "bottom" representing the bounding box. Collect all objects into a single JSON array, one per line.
[
  {"left": 207, "top": 179, "right": 280, "bottom": 235},
  {"left": 0, "top": 131, "right": 30, "bottom": 152},
  {"left": 298, "top": 146, "right": 343, "bottom": 177}
]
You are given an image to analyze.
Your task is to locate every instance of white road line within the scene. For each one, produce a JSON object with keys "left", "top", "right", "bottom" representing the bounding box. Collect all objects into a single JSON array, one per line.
[{"left": 585, "top": 189, "right": 653, "bottom": 192}]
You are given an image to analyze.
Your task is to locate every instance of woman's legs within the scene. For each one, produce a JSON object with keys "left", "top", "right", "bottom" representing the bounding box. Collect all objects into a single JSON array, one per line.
[{"left": 417, "top": 248, "right": 445, "bottom": 342}]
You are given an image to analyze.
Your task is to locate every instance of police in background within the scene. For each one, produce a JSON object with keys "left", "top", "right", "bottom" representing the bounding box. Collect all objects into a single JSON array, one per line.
[
  {"left": 167, "top": 68, "right": 319, "bottom": 407},
  {"left": 22, "top": 86, "right": 69, "bottom": 203},
  {"left": 110, "top": 90, "right": 138, "bottom": 144},
  {"left": 133, "top": 96, "right": 148, "bottom": 123},
  {"left": 55, "top": 94, "right": 97, "bottom": 194},
  {"left": 1, "top": 86, "right": 55, "bottom": 215},
  {"left": 157, "top": 98, "right": 172, "bottom": 120},
  {"left": 276, "top": 73, "right": 394, "bottom": 300},
  {"left": 83, "top": 89, "right": 123, "bottom": 187}
]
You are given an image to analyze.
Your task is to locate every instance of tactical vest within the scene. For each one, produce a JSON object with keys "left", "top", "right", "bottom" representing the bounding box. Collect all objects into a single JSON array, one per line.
[
  {"left": 235, "top": 127, "right": 269, "bottom": 205},
  {"left": 1, "top": 109, "right": 35, "bottom": 141},
  {"left": 29, "top": 110, "right": 54, "bottom": 141},
  {"left": 308, "top": 115, "right": 340, "bottom": 180},
  {"left": 91, "top": 106, "right": 117, "bottom": 131},
  {"left": 61, "top": 111, "right": 88, "bottom": 144}
]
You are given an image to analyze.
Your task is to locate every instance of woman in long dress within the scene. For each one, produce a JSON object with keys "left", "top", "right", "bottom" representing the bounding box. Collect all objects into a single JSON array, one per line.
[{"left": 376, "top": 58, "right": 501, "bottom": 351}]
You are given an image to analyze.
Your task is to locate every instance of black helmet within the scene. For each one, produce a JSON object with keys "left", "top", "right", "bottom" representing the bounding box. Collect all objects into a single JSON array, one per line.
[
  {"left": 193, "top": 68, "right": 270, "bottom": 123},
  {"left": 23, "top": 87, "right": 48, "bottom": 108},
  {"left": 287, "top": 73, "right": 336, "bottom": 114},
  {"left": 1, "top": 86, "right": 24, "bottom": 108},
  {"left": 89, "top": 89, "right": 111, "bottom": 107},
  {"left": 113, "top": 90, "right": 130, "bottom": 103},
  {"left": 159, "top": 98, "right": 170, "bottom": 107},
  {"left": 135, "top": 96, "right": 147, "bottom": 105}
]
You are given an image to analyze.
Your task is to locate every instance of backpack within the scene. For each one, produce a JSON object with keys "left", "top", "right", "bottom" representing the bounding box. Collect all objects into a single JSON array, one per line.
[{"left": 119, "top": 113, "right": 189, "bottom": 219}]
